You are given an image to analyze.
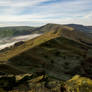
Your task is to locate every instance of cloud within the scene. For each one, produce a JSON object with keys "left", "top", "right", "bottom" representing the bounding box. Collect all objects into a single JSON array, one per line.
[{"left": 0, "top": 0, "right": 92, "bottom": 26}]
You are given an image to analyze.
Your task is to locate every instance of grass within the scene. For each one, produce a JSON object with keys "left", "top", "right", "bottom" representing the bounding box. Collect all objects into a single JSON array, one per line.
[
  {"left": 0, "top": 26, "right": 35, "bottom": 38},
  {"left": 0, "top": 25, "right": 88, "bottom": 62},
  {"left": 65, "top": 75, "right": 92, "bottom": 92},
  {"left": 0, "top": 26, "right": 89, "bottom": 80},
  {"left": 0, "top": 30, "right": 59, "bottom": 61},
  {"left": 0, "top": 64, "right": 25, "bottom": 75}
]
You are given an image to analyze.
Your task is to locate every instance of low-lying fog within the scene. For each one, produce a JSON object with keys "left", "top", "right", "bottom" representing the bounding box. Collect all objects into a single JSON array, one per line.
[{"left": 0, "top": 34, "right": 41, "bottom": 50}]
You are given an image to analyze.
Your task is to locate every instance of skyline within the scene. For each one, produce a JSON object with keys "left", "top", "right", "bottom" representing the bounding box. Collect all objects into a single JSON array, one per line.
[{"left": 0, "top": 0, "right": 92, "bottom": 27}]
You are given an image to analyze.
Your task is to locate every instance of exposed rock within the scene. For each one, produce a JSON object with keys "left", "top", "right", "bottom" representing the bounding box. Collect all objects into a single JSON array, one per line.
[{"left": 65, "top": 75, "right": 92, "bottom": 92}]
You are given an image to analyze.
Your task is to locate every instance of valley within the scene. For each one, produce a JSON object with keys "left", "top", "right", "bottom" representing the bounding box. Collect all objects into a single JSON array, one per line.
[{"left": 0, "top": 34, "right": 41, "bottom": 50}]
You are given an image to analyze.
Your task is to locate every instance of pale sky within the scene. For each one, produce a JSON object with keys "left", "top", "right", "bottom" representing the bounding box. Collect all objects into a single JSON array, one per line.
[{"left": 0, "top": 0, "right": 92, "bottom": 27}]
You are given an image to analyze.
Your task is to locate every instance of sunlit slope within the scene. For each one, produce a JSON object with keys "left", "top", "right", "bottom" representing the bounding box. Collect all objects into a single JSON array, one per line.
[
  {"left": 65, "top": 75, "right": 92, "bottom": 92},
  {"left": 0, "top": 26, "right": 87, "bottom": 61},
  {"left": 0, "top": 30, "right": 59, "bottom": 61},
  {"left": 33, "top": 23, "right": 92, "bottom": 46},
  {"left": 0, "top": 26, "right": 90, "bottom": 80}
]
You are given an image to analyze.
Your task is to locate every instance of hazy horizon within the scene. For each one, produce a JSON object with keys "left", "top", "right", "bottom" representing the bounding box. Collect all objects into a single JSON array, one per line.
[{"left": 0, "top": 23, "right": 91, "bottom": 28}]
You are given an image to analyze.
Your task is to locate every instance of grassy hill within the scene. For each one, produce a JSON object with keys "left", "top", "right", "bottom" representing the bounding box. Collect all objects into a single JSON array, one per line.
[
  {"left": 0, "top": 24, "right": 92, "bottom": 46},
  {"left": 0, "top": 24, "right": 92, "bottom": 92},
  {"left": 31, "top": 23, "right": 92, "bottom": 47},
  {"left": 0, "top": 26, "right": 36, "bottom": 38},
  {"left": 0, "top": 25, "right": 90, "bottom": 80},
  {"left": 0, "top": 26, "right": 88, "bottom": 61}
]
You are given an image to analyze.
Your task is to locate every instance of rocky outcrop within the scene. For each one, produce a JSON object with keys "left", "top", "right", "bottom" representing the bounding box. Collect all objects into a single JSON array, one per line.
[{"left": 65, "top": 75, "right": 92, "bottom": 92}]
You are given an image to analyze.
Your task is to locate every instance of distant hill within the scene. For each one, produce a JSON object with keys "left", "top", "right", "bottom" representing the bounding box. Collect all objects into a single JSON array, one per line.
[
  {"left": 32, "top": 23, "right": 92, "bottom": 34},
  {"left": 66, "top": 24, "right": 92, "bottom": 33},
  {"left": 0, "top": 23, "right": 92, "bottom": 38},
  {"left": 0, "top": 26, "right": 36, "bottom": 38},
  {"left": 86, "top": 26, "right": 92, "bottom": 32},
  {"left": 0, "top": 23, "right": 92, "bottom": 42}
]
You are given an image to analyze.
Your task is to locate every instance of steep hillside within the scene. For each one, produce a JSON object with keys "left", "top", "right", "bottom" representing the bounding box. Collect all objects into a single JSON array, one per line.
[
  {"left": 0, "top": 26, "right": 90, "bottom": 80},
  {"left": 32, "top": 23, "right": 92, "bottom": 46},
  {"left": 0, "top": 26, "right": 88, "bottom": 61}
]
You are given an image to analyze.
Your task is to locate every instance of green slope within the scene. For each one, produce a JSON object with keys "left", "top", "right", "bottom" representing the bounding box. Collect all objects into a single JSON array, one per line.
[
  {"left": 0, "top": 26, "right": 89, "bottom": 80},
  {"left": 0, "top": 64, "right": 25, "bottom": 74},
  {"left": 0, "top": 24, "right": 92, "bottom": 92},
  {"left": 0, "top": 26, "right": 36, "bottom": 38},
  {"left": 0, "top": 24, "right": 92, "bottom": 47},
  {"left": 31, "top": 23, "right": 92, "bottom": 47}
]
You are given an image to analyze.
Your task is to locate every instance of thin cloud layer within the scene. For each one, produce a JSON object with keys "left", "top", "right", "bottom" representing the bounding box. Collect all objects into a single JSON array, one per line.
[{"left": 0, "top": 0, "right": 92, "bottom": 26}]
